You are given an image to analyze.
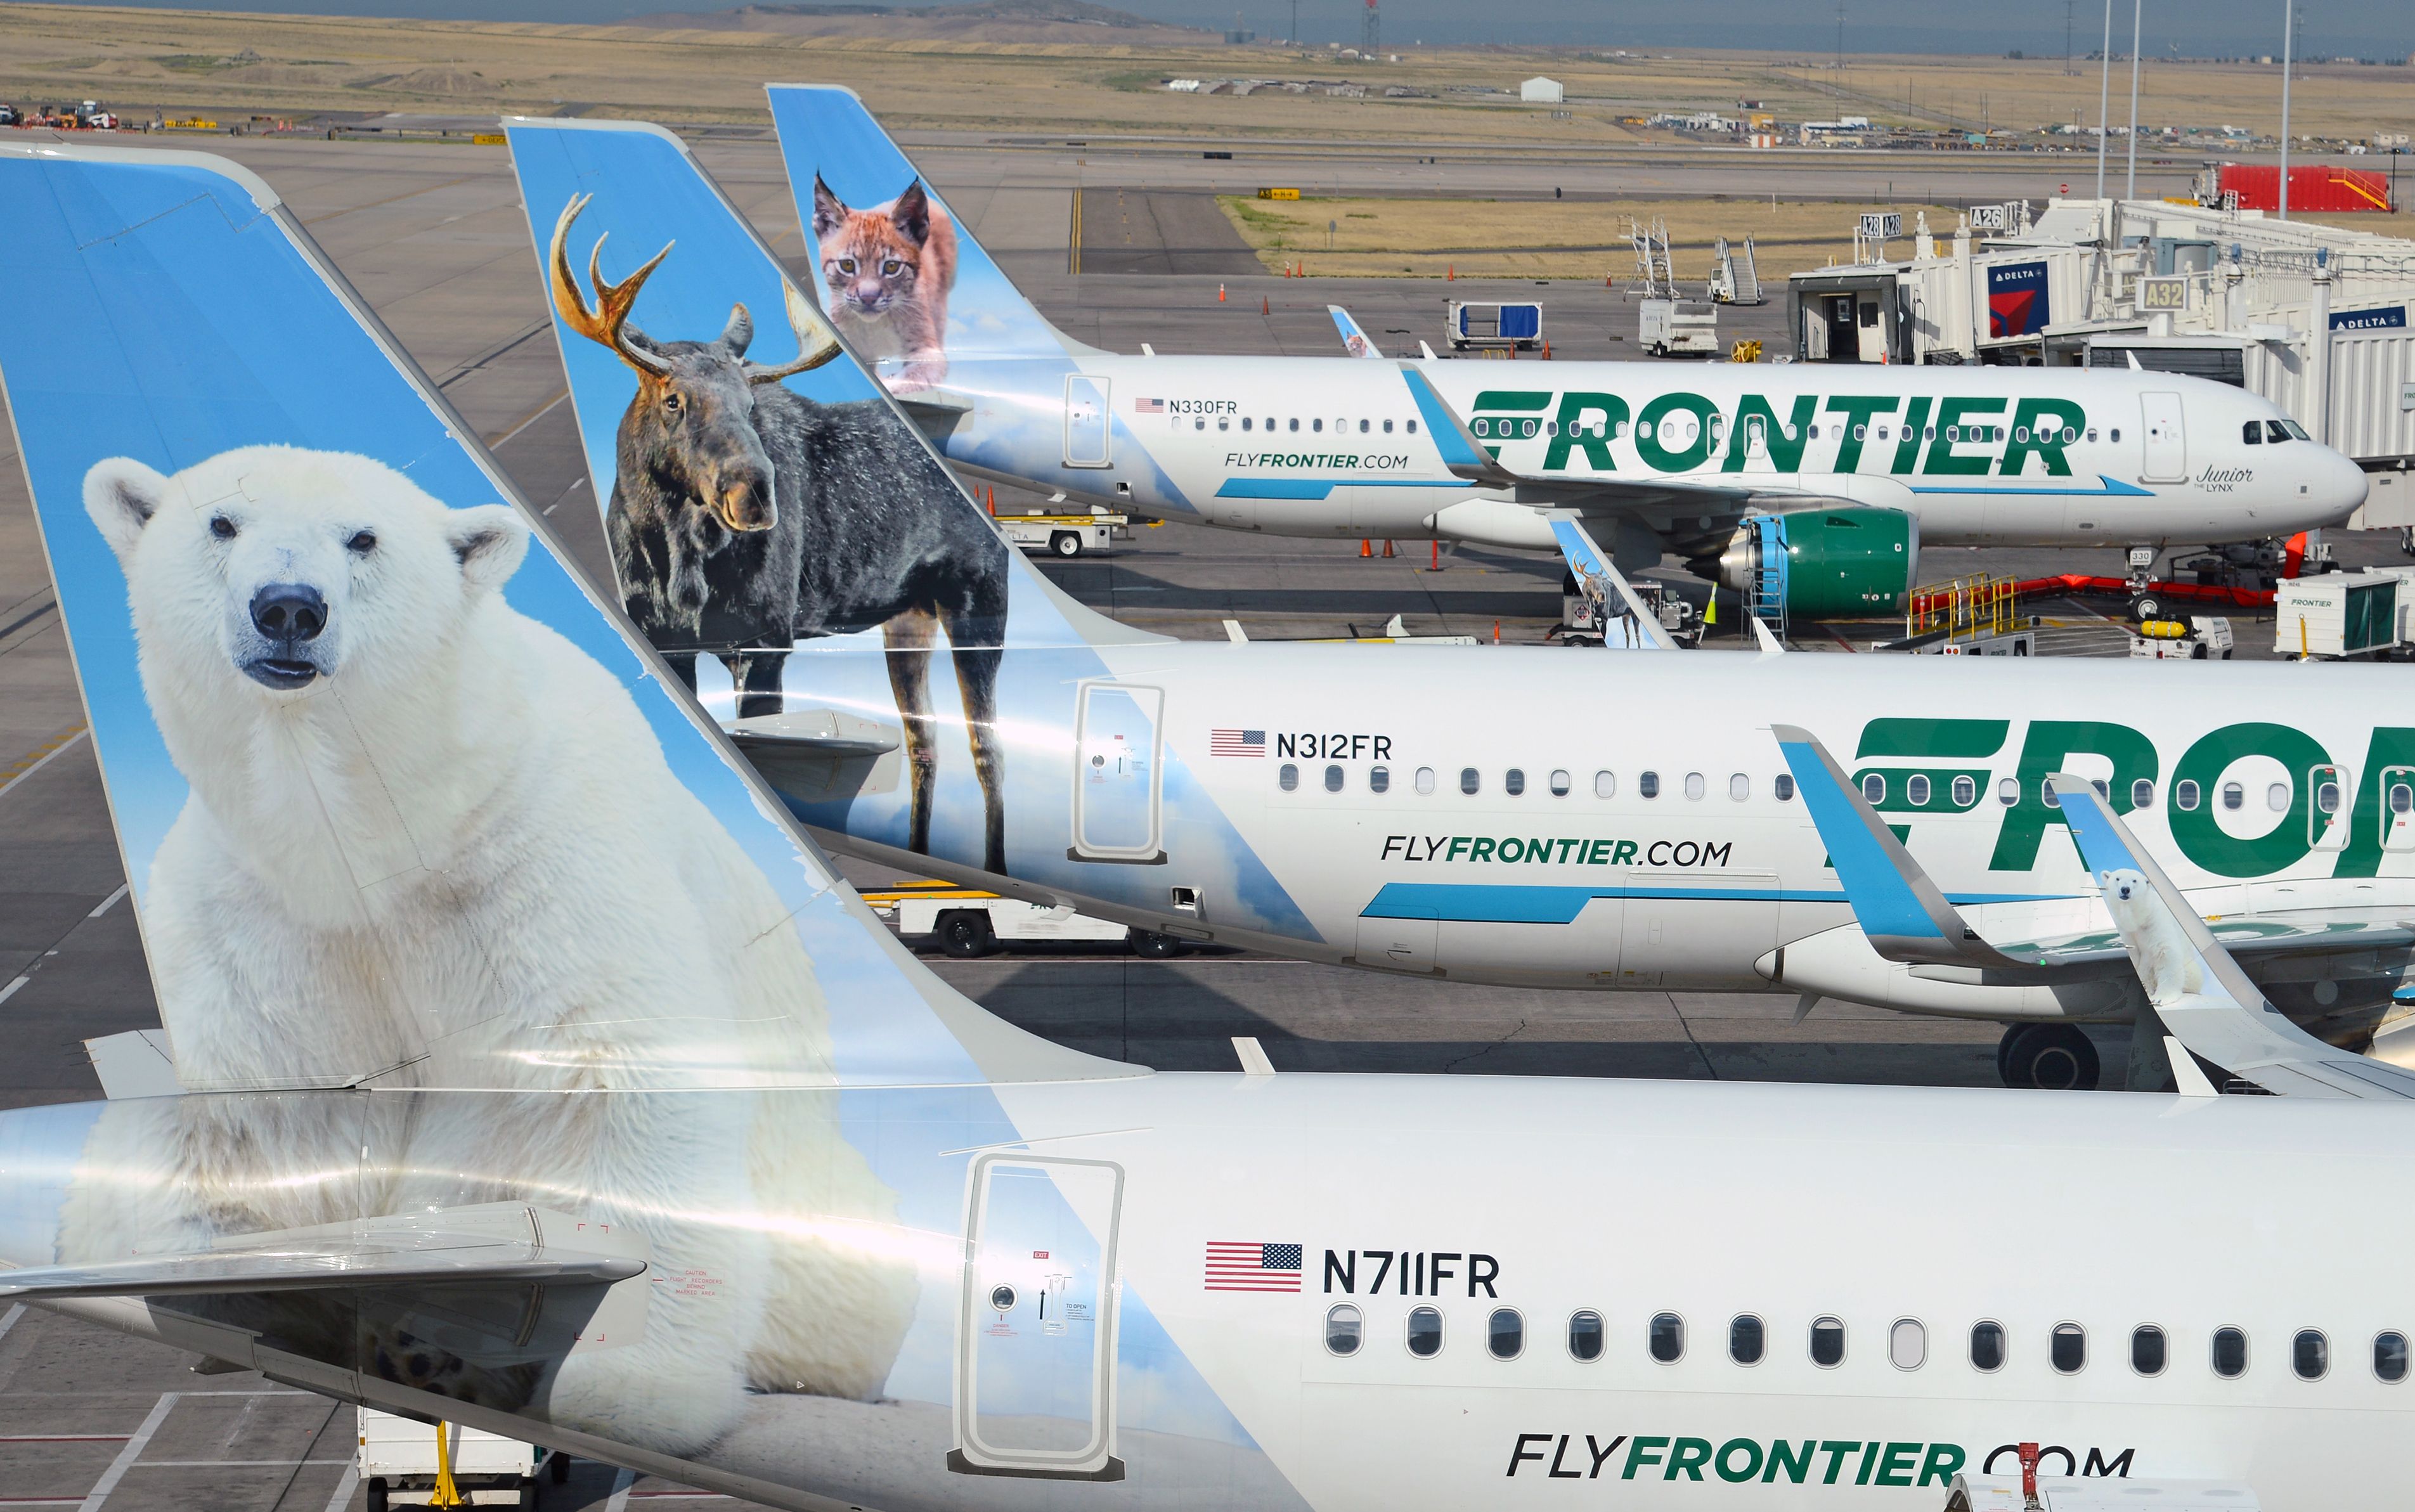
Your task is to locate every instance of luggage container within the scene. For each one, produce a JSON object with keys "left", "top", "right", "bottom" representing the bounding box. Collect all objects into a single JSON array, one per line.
[
  {"left": 2275, "top": 569, "right": 2414, "bottom": 658},
  {"left": 1444, "top": 300, "right": 1543, "bottom": 351}
]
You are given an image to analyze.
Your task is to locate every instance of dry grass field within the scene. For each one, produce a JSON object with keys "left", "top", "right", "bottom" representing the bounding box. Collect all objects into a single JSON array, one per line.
[
  {"left": 0, "top": 2, "right": 2402, "bottom": 144},
  {"left": 1218, "top": 193, "right": 1974, "bottom": 280}
]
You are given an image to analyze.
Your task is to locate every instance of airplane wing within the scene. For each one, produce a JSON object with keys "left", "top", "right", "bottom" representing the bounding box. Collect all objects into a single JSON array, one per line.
[
  {"left": 1328, "top": 305, "right": 1385, "bottom": 359},
  {"left": 0, "top": 1206, "right": 646, "bottom": 1300},
  {"left": 1548, "top": 515, "right": 1676, "bottom": 650},
  {"left": 2049, "top": 775, "right": 2415, "bottom": 1100}
]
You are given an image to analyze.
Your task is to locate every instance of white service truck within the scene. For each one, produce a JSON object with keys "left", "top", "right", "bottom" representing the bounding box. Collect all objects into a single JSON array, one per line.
[
  {"left": 999, "top": 510, "right": 1123, "bottom": 558},
  {"left": 862, "top": 882, "right": 1189, "bottom": 958},
  {"left": 1638, "top": 298, "right": 1719, "bottom": 357},
  {"left": 359, "top": 1410, "right": 552, "bottom": 1512}
]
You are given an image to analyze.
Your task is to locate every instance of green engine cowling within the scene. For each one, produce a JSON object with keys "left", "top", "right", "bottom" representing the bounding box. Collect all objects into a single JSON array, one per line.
[{"left": 1714, "top": 507, "right": 1920, "bottom": 618}]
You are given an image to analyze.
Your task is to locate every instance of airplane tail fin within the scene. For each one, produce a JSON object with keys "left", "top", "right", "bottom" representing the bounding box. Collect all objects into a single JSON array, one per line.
[
  {"left": 1327, "top": 304, "right": 1385, "bottom": 358},
  {"left": 2049, "top": 775, "right": 2415, "bottom": 1099},
  {"left": 766, "top": 84, "right": 1087, "bottom": 366},
  {"left": 0, "top": 139, "right": 1129, "bottom": 1095}
]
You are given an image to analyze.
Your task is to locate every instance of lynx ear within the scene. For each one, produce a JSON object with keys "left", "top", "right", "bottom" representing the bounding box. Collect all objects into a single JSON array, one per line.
[
  {"left": 889, "top": 181, "right": 931, "bottom": 247},
  {"left": 811, "top": 174, "right": 846, "bottom": 240}
]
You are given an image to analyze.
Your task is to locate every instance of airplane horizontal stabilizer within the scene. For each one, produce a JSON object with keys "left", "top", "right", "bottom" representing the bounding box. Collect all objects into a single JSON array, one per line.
[
  {"left": 1773, "top": 725, "right": 2054, "bottom": 974},
  {"left": 2048, "top": 775, "right": 2415, "bottom": 1099}
]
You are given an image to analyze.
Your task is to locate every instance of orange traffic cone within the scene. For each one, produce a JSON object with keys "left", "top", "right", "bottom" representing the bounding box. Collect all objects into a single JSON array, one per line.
[
  {"left": 1492, "top": 619, "right": 1501, "bottom": 645},
  {"left": 1383, "top": 540, "right": 1395, "bottom": 558},
  {"left": 1430, "top": 540, "right": 1441, "bottom": 571},
  {"left": 1447, "top": 264, "right": 1456, "bottom": 281},
  {"left": 1217, "top": 283, "right": 1226, "bottom": 302},
  {"left": 1262, "top": 295, "right": 1271, "bottom": 314},
  {"left": 1359, "top": 538, "right": 1373, "bottom": 558},
  {"left": 985, "top": 484, "right": 995, "bottom": 516}
]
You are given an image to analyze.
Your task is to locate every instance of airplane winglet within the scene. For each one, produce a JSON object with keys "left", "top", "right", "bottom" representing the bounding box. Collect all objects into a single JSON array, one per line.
[
  {"left": 1397, "top": 365, "right": 1518, "bottom": 486},
  {"left": 2048, "top": 775, "right": 2415, "bottom": 1099},
  {"left": 1773, "top": 725, "right": 2040, "bottom": 972},
  {"left": 1328, "top": 304, "right": 1385, "bottom": 359},
  {"left": 1547, "top": 515, "right": 1674, "bottom": 650}
]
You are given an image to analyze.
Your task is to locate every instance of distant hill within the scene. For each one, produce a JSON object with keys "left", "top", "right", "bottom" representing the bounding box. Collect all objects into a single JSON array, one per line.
[{"left": 627, "top": 0, "right": 1215, "bottom": 44}]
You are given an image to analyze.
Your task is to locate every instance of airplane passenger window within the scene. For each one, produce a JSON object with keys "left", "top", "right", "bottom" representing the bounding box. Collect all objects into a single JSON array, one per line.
[
  {"left": 2267, "top": 420, "right": 2291, "bottom": 444},
  {"left": 1488, "top": 1308, "right": 1525, "bottom": 1360},
  {"left": 2243, "top": 421, "right": 2264, "bottom": 445},
  {"left": 2393, "top": 782, "right": 2415, "bottom": 815},
  {"left": 1288, "top": 418, "right": 1300, "bottom": 432},
  {"left": 2091, "top": 779, "right": 2109, "bottom": 799},
  {"left": 2132, "top": 1325, "right": 2168, "bottom": 1376},
  {"left": 1730, "top": 1315, "right": 1765, "bottom": 1365},
  {"left": 1874, "top": 425, "right": 1887, "bottom": 442},
  {"left": 1324, "top": 764, "right": 1343, "bottom": 793},
  {"left": 1416, "top": 766, "right": 1437, "bottom": 794},
  {"left": 2014, "top": 427, "right": 2028, "bottom": 444},
  {"left": 1806, "top": 425, "right": 1820, "bottom": 441},
  {"left": 1523, "top": 420, "right": 1539, "bottom": 437},
  {"left": 1775, "top": 774, "right": 1796, "bottom": 801},
  {"left": 1407, "top": 1306, "right": 1444, "bottom": 1358},
  {"left": 1326, "top": 1303, "right": 1363, "bottom": 1355},
  {"left": 2318, "top": 780, "right": 2341, "bottom": 814},
  {"left": 1853, "top": 425, "right": 1867, "bottom": 442},
  {"left": 1595, "top": 771, "right": 1617, "bottom": 799},
  {"left": 1907, "top": 773, "right": 1931, "bottom": 806},
  {"left": 1242, "top": 417, "right": 1253, "bottom": 431},
  {"left": 1279, "top": 763, "right": 1299, "bottom": 792},
  {"left": 1312, "top": 419, "right": 1324, "bottom": 433},
  {"left": 1969, "top": 1321, "right": 2006, "bottom": 1372},
  {"left": 1383, "top": 419, "right": 1394, "bottom": 433},
  {"left": 2177, "top": 780, "right": 2201, "bottom": 811},
  {"left": 2212, "top": 1327, "right": 2248, "bottom": 1378},
  {"left": 2041, "top": 779, "right": 2061, "bottom": 810},
  {"left": 1195, "top": 418, "right": 1205, "bottom": 430},
  {"left": 1407, "top": 420, "right": 1418, "bottom": 434},
  {"left": 2133, "top": 779, "right": 2156, "bottom": 808},
  {"left": 2110, "top": 429, "right": 2122, "bottom": 442},
  {"left": 1219, "top": 418, "right": 1231, "bottom": 431},
  {"left": 1640, "top": 771, "right": 1661, "bottom": 799},
  {"left": 1730, "top": 773, "right": 1749, "bottom": 801},
  {"left": 2375, "top": 1332, "right": 2409, "bottom": 1383},
  {"left": 1890, "top": 1319, "right": 1926, "bottom": 1371},
  {"left": 1546, "top": 421, "right": 1560, "bottom": 436},
  {"left": 1370, "top": 766, "right": 1390, "bottom": 794},
  {"left": 1998, "top": 777, "right": 2019, "bottom": 806},
  {"left": 1684, "top": 772, "right": 1706, "bottom": 801},
  {"left": 1952, "top": 775, "right": 1976, "bottom": 806},
  {"left": 1461, "top": 768, "right": 1480, "bottom": 795},
  {"left": 2062, "top": 429, "right": 2077, "bottom": 444},
  {"left": 1861, "top": 773, "right": 1886, "bottom": 804},
  {"left": 2087, "top": 429, "right": 2099, "bottom": 442},
  {"left": 1945, "top": 426, "right": 1960, "bottom": 443},
  {"left": 1550, "top": 769, "right": 1572, "bottom": 796},
  {"left": 2222, "top": 782, "right": 2244, "bottom": 810},
  {"left": 1810, "top": 1317, "right": 1846, "bottom": 1367},
  {"left": 1359, "top": 419, "right": 1370, "bottom": 434},
  {"left": 1568, "top": 1310, "right": 1605, "bottom": 1361},
  {"left": 1649, "top": 1313, "right": 1685, "bottom": 1364},
  {"left": 1505, "top": 768, "right": 1526, "bottom": 796},
  {"left": 1924, "top": 427, "right": 1937, "bottom": 441},
  {"left": 2267, "top": 782, "right": 2290, "bottom": 813},
  {"left": 2050, "top": 1322, "right": 2087, "bottom": 1374},
  {"left": 2295, "top": 1329, "right": 2328, "bottom": 1381}
]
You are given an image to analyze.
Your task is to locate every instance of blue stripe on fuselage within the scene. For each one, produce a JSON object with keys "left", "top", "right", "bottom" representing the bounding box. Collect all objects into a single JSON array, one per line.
[{"left": 1360, "top": 882, "right": 2062, "bottom": 924}]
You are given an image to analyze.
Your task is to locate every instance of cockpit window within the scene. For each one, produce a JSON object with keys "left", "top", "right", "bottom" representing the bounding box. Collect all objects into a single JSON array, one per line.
[
  {"left": 2266, "top": 420, "right": 2292, "bottom": 444},
  {"left": 2281, "top": 419, "right": 2311, "bottom": 441},
  {"left": 2242, "top": 421, "right": 2264, "bottom": 445}
]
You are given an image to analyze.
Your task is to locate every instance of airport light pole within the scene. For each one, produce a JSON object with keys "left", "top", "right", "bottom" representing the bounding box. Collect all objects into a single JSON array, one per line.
[
  {"left": 2124, "top": 0, "right": 2142, "bottom": 199},
  {"left": 2095, "top": 0, "right": 2113, "bottom": 200},
  {"left": 2278, "top": 0, "right": 2293, "bottom": 219}
]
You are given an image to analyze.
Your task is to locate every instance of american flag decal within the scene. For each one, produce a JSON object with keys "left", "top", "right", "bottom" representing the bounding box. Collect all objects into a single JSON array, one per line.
[
  {"left": 1136, "top": 396, "right": 1166, "bottom": 413},
  {"left": 1205, "top": 1241, "right": 1302, "bottom": 1291},
  {"left": 1210, "top": 728, "right": 1266, "bottom": 758}
]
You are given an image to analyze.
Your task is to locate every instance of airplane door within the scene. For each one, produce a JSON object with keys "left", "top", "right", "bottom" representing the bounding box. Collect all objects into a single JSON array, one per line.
[
  {"left": 1065, "top": 375, "right": 1113, "bottom": 468},
  {"left": 2310, "top": 764, "right": 2352, "bottom": 851},
  {"left": 1356, "top": 913, "right": 1437, "bottom": 972},
  {"left": 2140, "top": 392, "right": 2187, "bottom": 482},
  {"left": 954, "top": 1154, "right": 1125, "bottom": 1481},
  {"left": 1745, "top": 415, "right": 1768, "bottom": 463},
  {"left": 2383, "top": 767, "right": 2415, "bottom": 853},
  {"left": 1072, "top": 681, "right": 1165, "bottom": 862}
]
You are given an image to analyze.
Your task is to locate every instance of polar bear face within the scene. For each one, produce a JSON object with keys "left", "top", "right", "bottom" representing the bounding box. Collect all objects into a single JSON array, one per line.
[{"left": 83, "top": 446, "right": 528, "bottom": 704}]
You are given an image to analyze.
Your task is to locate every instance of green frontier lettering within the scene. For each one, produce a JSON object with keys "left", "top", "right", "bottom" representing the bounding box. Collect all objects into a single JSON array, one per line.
[
  {"left": 2168, "top": 722, "right": 2331, "bottom": 877},
  {"left": 1988, "top": 720, "right": 2160, "bottom": 872},
  {"left": 1820, "top": 396, "right": 1900, "bottom": 472},
  {"left": 2002, "top": 398, "right": 2088, "bottom": 477},
  {"left": 2333, "top": 728, "right": 2415, "bottom": 878},
  {"left": 1924, "top": 397, "right": 2008, "bottom": 475},
  {"left": 1889, "top": 396, "right": 1934, "bottom": 472},
  {"left": 1636, "top": 392, "right": 1721, "bottom": 472},
  {"left": 1855, "top": 717, "right": 2009, "bottom": 817},
  {"left": 1547, "top": 392, "right": 1631, "bottom": 471},
  {"left": 1721, "top": 394, "right": 1820, "bottom": 474},
  {"left": 1518, "top": 1435, "right": 1964, "bottom": 1486}
]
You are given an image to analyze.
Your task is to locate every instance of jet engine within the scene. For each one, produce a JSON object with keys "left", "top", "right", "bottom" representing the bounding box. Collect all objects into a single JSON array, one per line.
[{"left": 1710, "top": 507, "right": 1920, "bottom": 619}]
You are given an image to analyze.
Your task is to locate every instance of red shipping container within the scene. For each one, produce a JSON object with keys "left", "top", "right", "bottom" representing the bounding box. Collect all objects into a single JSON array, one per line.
[{"left": 2217, "top": 163, "right": 2395, "bottom": 212}]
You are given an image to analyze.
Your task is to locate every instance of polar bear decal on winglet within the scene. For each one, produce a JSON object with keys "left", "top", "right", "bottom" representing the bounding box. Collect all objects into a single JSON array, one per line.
[{"left": 71, "top": 443, "right": 917, "bottom": 1452}]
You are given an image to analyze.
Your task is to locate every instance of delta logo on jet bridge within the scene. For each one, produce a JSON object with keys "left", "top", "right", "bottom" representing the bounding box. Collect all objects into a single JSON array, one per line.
[{"left": 1466, "top": 390, "right": 2094, "bottom": 479}]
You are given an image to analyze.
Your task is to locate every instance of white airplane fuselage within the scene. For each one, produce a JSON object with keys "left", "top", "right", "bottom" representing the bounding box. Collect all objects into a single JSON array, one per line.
[{"left": 921, "top": 353, "right": 2366, "bottom": 553}]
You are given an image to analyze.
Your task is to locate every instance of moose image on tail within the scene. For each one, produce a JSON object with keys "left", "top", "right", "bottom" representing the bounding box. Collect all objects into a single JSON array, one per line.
[{"left": 550, "top": 195, "right": 1011, "bottom": 874}]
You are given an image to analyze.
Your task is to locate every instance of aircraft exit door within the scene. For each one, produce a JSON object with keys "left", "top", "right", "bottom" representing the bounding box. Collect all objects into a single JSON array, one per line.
[
  {"left": 1065, "top": 375, "right": 1113, "bottom": 468},
  {"left": 2140, "top": 392, "right": 2187, "bottom": 482},
  {"left": 1071, "top": 681, "right": 1165, "bottom": 863},
  {"left": 953, "top": 1154, "right": 1125, "bottom": 1481}
]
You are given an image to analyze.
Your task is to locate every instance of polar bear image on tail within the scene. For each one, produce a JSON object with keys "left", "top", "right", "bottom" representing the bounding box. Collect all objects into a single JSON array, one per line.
[{"left": 64, "top": 444, "right": 917, "bottom": 1454}]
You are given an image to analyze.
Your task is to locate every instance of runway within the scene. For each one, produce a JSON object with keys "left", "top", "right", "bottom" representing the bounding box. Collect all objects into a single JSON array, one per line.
[{"left": 0, "top": 126, "right": 2373, "bottom": 1511}]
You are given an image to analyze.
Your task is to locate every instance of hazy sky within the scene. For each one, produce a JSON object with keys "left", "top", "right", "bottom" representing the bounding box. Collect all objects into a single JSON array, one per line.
[{"left": 44, "top": 0, "right": 2415, "bottom": 60}]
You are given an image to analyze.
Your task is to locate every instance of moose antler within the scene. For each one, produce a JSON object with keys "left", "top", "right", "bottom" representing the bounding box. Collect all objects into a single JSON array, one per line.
[
  {"left": 549, "top": 193, "right": 673, "bottom": 378},
  {"left": 744, "top": 281, "right": 846, "bottom": 387}
]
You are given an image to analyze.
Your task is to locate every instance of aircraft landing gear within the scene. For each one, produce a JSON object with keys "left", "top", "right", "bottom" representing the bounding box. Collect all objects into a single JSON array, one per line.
[{"left": 1997, "top": 1023, "right": 2102, "bottom": 1091}]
